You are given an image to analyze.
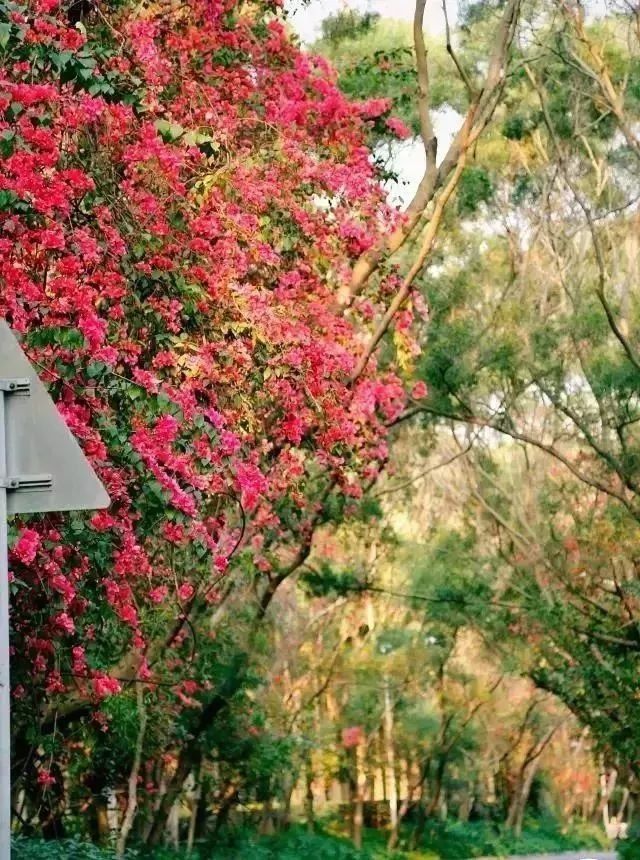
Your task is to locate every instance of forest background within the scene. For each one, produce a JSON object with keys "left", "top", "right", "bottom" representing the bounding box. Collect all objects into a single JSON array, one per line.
[{"left": 1, "top": 0, "right": 640, "bottom": 856}]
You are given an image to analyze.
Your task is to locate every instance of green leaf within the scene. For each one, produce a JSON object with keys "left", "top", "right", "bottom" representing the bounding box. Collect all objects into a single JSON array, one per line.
[
  {"left": 154, "top": 119, "right": 185, "bottom": 141},
  {"left": 0, "top": 189, "right": 19, "bottom": 211},
  {"left": 86, "top": 361, "right": 106, "bottom": 378},
  {"left": 51, "top": 50, "right": 73, "bottom": 70},
  {"left": 0, "top": 22, "right": 12, "bottom": 49}
]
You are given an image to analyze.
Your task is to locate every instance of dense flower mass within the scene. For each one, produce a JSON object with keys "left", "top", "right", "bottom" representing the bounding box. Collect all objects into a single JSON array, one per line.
[{"left": 0, "top": 0, "right": 407, "bottom": 710}]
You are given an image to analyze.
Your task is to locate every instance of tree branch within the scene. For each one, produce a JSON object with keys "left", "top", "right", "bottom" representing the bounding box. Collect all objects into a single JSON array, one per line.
[
  {"left": 442, "top": 0, "right": 476, "bottom": 96},
  {"left": 391, "top": 403, "right": 639, "bottom": 518},
  {"left": 348, "top": 0, "right": 522, "bottom": 297},
  {"left": 350, "top": 152, "right": 468, "bottom": 382}
]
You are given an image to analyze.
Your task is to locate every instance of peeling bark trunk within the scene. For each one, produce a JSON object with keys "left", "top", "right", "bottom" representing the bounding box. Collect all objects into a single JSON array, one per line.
[
  {"left": 383, "top": 677, "right": 398, "bottom": 834},
  {"left": 352, "top": 741, "right": 366, "bottom": 850},
  {"left": 186, "top": 763, "right": 201, "bottom": 854}
]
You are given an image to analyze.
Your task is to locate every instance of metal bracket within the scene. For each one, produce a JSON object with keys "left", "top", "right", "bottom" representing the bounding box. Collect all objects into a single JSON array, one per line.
[
  {"left": 0, "top": 474, "right": 52, "bottom": 491},
  {"left": 0, "top": 378, "right": 30, "bottom": 394}
]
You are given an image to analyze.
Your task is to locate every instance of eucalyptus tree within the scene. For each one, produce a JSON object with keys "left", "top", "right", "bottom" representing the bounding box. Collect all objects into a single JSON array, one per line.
[{"left": 387, "top": 0, "right": 640, "bottom": 805}]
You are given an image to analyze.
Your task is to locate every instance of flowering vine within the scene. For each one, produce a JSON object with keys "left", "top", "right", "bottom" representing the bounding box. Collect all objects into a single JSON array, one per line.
[{"left": 0, "top": 0, "right": 414, "bottom": 799}]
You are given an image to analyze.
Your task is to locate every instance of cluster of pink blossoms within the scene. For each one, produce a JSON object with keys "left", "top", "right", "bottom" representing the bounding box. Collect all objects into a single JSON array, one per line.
[{"left": 0, "top": 0, "right": 414, "bottom": 714}]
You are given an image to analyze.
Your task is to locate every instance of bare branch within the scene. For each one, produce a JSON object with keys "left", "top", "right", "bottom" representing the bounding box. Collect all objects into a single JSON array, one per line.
[
  {"left": 442, "top": 0, "right": 476, "bottom": 96},
  {"left": 558, "top": 1, "right": 640, "bottom": 159},
  {"left": 350, "top": 151, "right": 467, "bottom": 382},
  {"left": 391, "top": 403, "right": 639, "bottom": 518},
  {"left": 349, "top": 0, "right": 522, "bottom": 297},
  {"left": 414, "top": 0, "right": 438, "bottom": 158},
  {"left": 373, "top": 437, "right": 476, "bottom": 497},
  {"left": 524, "top": 64, "right": 640, "bottom": 375},
  {"left": 116, "top": 685, "right": 147, "bottom": 857}
]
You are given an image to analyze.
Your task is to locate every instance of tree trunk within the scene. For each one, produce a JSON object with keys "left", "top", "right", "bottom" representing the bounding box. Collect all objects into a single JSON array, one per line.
[
  {"left": 145, "top": 655, "right": 248, "bottom": 847},
  {"left": 84, "top": 766, "right": 109, "bottom": 845},
  {"left": 117, "top": 686, "right": 147, "bottom": 857},
  {"left": 410, "top": 791, "right": 427, "bottom": 851},
  {"left": 426, "top": 754, "right": 447, "bottom": 818},
  {"left": 186, "top": 763, "right": 201, "bottom": 854},
  {"left": 167, "top": 800, "right": 179, "bottom": 849},
  {"left": 352, "top": 741, "right": 366, "bottom": 850},
  {"left": 194, "top": 774, "right": 210, "bottom": 843},
  {"left": 515, "top": 760, "right": 539, "bottom": 837},
  {"left": 94, "top": 800, "right": 109, "bottom": 845},
  {"left": 279, "top": 772, "right": 294, "bottom": 831},
  {"left": 259, "top": 798, "right": 275, "bottom": 835},
  {"left": 506, "top": 758, "right": 540, "bottom": 837},
  {"left": 458, "top": 784, "right": 474, "bottom": 822},
  {"left": 146, "top": 753, "right": 193, "bottom": 846},
  {"left": 383, "top": 677, "right": 398, "bottom": 834},
  {"left": 304, "top": 754, "right": 315, "bottom": 833},
  {"left": 388, "top": 755, "right": 430, "bottom": 851},
  {"left": 212, "top": 782, "right": 239, "bottom": 837}
]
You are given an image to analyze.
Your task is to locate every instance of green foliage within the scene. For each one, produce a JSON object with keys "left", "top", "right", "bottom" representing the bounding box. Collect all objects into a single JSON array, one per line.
[
  {"left": 12, "top": 819, "right": 609, "bottom": 859},
  {"left": 299, "top": 561, "right": 364, "bottom": 598},
  {"left": 408, "top": 529, "right": 492, "bottom": 625},
  {"left": 628, "top": 57, "right": 640, "bottom": 105},
  {"left": 13, "top": 840, "right": 133, "bottom": 859},
  {"left": 510, "top": 172, "right": 539, "bottom": 204},
  {"left": 618, "top": 822, "right": 640, "bottom": 859},
  {"left": 376, "top": 626, "right": 412, "bottom": 654},
  {"left": 12, "top": 841, "right": 199, "bottom": 860},
  {"left": 459, "top": 0, "right": 505, "bottom": 28},
  {"left": 456, "top": 167, "right": 493, "bottom": 215},
  {"left": 501, "top": 114, "right": 532, "bottom": 140},
  {"left": 410, "top": 817, "right": 608, "bottom": 858},
  {"left": 212, "top": 826, "right": 379, "bottom": 859},
  {"left": 320, "top": 10, "right": 380, "bottom": 45},
  {"left": 546, "top": 92, "right": 573, "bottom": 139},
  {"left": 13, "top": 829, "right": 381, "bottom": 860}
]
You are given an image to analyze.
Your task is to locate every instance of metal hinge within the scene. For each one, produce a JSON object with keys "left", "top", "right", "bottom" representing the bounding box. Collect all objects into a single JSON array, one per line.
[
  {"left": 0, "top": 474, "right": 53, "bottom": 491},
  {"left": 0, "top": 378, "right": 30, "bottom": 394}
]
